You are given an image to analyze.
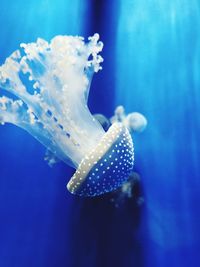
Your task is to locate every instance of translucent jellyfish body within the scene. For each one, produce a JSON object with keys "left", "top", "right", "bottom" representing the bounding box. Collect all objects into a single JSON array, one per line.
[
  {"left": 0, "top": 34, "right": 134, "bottom": 197},
  {"left": 111, "top": 106, "right": 147, "bottom": 133}
]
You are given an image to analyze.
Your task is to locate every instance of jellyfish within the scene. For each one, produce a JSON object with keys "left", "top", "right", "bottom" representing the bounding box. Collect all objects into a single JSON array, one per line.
[
  {"left": 0, "top": 34, "right": 134, "bottom": 197},
  {"left": 111, "top": 105, "right": 147, "bottom": 133}
]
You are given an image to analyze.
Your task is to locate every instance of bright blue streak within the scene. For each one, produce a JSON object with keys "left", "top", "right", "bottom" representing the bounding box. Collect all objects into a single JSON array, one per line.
[{"left": 116, "top": 0, "right": 200, "bottom": 266}]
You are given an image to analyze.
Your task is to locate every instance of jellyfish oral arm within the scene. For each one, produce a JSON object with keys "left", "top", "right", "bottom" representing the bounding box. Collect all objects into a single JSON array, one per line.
[{"left": 0, "top": 34, "right": 105, "bottom": 169}]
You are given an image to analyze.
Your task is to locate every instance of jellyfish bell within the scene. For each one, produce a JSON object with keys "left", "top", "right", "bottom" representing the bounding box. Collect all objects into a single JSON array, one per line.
[
  {"left": 125, "top": 112, "right": 147, "bottom": 133},
  {"left": 0, "top": 33, "right": 134, "bottom": 197},
  {"left": 67, "top": 122, "right": 134, "bottom": 196}
]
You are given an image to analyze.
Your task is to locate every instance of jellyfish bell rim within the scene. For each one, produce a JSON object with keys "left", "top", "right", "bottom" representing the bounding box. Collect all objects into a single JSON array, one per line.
[{"left": 67, "top": 122, "right": 134, "bottom": 197}]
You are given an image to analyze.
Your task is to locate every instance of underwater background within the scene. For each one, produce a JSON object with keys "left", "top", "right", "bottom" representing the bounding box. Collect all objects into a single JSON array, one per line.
[{"left": 0, "top": 0, "right": 200, "bottom": 267}]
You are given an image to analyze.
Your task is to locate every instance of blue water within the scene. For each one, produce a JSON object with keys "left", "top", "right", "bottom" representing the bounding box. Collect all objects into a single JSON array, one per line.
[{"left": 0, "top": 1, "right": 200, "bottom": 267}]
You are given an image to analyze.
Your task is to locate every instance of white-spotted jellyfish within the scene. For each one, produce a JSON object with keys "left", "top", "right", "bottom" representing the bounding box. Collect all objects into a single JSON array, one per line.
[{"left": 0, "top": 34, "right": 135, "bottom": 197}]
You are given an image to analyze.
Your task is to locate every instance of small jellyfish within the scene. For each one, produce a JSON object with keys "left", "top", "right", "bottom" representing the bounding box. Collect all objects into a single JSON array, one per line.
[
  {"left": 0, "top": 34, "right": 134, "bottom": 197},
  {"left": 126, "top": 112, "right": 147, "bottom": 133},
  {"left": 111, "top": 106, "right": 147, "bottom": 133}
]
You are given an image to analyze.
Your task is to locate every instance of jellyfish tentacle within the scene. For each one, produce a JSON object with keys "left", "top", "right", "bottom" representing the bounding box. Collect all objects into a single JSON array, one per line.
[{"left": 0, "top": 95, "right": 76, "bottom": 167}]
